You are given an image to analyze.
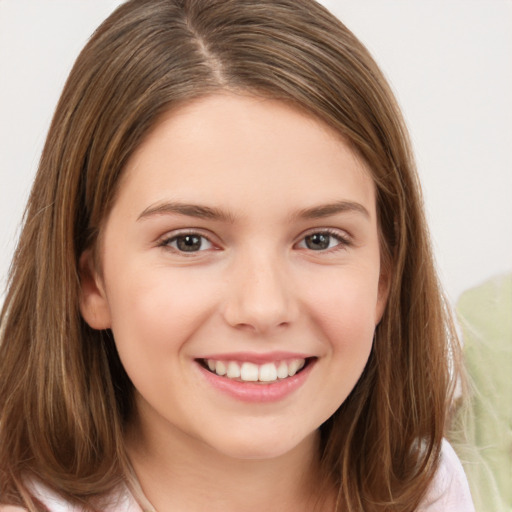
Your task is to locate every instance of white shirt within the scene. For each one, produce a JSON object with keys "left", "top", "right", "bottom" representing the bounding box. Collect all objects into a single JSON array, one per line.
[
  {"left": 2, "top": 440, "right": 474, "bottom": 511},
  {"left": 418, "top": 440, "right": 475, "bottom": 511}
]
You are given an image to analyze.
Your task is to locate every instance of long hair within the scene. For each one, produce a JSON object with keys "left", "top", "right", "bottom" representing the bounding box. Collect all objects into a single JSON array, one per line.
[{"left": 0, "top": 1, "right": 461, "bottom": 510}]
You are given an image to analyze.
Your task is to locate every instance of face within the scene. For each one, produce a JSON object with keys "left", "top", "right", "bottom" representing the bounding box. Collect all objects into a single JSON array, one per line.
[{"left": 80, "top": 93, "right": 388, "bottom": 461}]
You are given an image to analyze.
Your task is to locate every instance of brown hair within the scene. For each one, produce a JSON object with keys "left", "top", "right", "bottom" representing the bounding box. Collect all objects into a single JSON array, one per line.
[{"left": 0, "top": 0, "right": 461, "bottom": 510}]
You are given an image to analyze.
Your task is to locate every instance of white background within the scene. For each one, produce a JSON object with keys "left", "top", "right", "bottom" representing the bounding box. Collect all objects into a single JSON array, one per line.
[{"left": 1, "top": 0, "right": 511, "bottom": 305}]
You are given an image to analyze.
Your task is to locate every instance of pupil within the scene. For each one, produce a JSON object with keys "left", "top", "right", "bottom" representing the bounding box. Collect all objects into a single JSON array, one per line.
[
  {"left": 177, "top": 235, "right": 202, "bottom": 252},
  {"left": 306, "top": 233, "right": 330, "bottom": 250}
]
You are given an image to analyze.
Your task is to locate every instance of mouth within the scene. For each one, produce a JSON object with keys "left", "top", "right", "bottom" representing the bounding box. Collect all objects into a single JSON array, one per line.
[{"left": 197, "top": 357, "right": 314, "bottom": 384}]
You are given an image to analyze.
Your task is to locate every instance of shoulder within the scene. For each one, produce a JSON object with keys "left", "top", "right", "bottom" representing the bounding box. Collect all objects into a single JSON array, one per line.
[
  {"left": 417, "top": 440, "right": 475, "bottom": 511},
  {"left": 2, "top": 479, "right": 144, "bottom": 512}
]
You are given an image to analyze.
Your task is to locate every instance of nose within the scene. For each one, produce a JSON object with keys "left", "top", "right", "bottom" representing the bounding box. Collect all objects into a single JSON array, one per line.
[{"left": 222, "top": 250, "right": 298, "bottom": 334}]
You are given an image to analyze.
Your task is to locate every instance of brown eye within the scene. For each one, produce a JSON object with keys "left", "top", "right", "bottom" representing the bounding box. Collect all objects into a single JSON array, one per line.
[
  {"left": 304, "top": 233, "right": 332, "bottom": 250},
  {"left": 166, "top": 234, "right": 213, "bottom": 252},
  {"left": 177, "top": 235, "right": 202, "bottom": 252}
]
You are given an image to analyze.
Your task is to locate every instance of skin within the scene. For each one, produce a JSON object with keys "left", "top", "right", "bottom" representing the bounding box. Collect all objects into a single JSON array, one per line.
[{"left": 80, "top": 93, "right": 389, "bottom": 512}]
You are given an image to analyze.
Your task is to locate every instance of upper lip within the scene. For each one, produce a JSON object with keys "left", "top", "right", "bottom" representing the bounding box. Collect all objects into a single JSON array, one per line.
[{"left": 196, "top": 351, "right": 313, "bottom": 364}]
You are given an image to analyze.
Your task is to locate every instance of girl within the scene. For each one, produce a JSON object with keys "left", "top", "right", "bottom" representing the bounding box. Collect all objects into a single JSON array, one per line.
[{"left": 0, "top": 1, "right": 474, "bottom": 510}]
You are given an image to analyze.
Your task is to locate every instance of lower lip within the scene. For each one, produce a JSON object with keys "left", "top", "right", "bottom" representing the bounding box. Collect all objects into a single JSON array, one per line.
[{"left": 196, "top": 360, "right": 315, "bottom": 403}]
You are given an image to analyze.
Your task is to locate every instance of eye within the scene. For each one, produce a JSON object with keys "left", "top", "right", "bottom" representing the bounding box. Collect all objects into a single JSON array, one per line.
[
  {"left": 163, "top": 233, "right": 214, "bottom": 253},
  {"left": 296, "top": 230, "right": 349, "bottom": 251}
]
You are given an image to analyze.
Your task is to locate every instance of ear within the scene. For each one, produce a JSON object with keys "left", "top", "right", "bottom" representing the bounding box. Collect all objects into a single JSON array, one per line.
[
  {"left": 375, "top": 262, "right": 392, "bottom": 325},
  {"left": 79, "top": 249, "right": 112, "bottom": 330}
]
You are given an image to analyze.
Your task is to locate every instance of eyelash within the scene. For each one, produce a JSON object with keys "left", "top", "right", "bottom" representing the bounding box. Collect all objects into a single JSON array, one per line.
[
  {"left": 295, "top": 228, "right": 352, "bottom": 253},
  {"left": 158, "top": 228, "right": 351, "bottom": 254},
  {"left": 158, "top": 230, "right": 216, "bottom": 254}
]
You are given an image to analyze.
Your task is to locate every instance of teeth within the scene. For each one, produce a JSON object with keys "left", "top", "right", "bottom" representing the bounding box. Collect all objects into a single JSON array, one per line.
[
  {"left": 240, "top": 362, "right": 259, "bottom": 381},
  {"left": 287, "top": 359, "right": 306, "bottom": 377},
  {"left": 215, "top": 361, "right": 227, "bottom": 376},
  {"left": 227, "top": 361, "right": 241, "bottom": 379},
  {"left": 277, "top": 361, "right": 288, "bottom": 379},
  {"left": 205, "top": 358, "right": 307, "bottom": 382},
  {"left": 259, "top": 362, "right": 277, "bottom": 382},
  {"left": 287, "top": 359, "right": 300, "bottom": 376}
]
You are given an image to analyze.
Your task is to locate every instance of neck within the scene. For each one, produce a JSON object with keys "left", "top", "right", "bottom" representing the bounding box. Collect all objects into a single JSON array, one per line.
[{"left": 125, "top": 399, "right": 332, "bottom": 512}]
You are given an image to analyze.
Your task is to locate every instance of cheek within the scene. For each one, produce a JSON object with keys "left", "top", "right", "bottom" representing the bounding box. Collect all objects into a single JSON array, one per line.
[
  {"left": 105, "top": 268, "right": 220, "bottom": 363},
  {"left": 104, "top": 270, "right": 223, "bottom": 415},
  {"left": 302, "top": 266, "right": 380, "bottom": 350},
  {"left": 294, "top": 269, "right": 379, "bottom": 424}
]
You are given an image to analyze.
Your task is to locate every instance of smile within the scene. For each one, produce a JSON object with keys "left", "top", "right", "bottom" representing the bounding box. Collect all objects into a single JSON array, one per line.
[
  {"left": 196, "top": 356, "right": 316, "bottom": 403},
  {"left": 203, "top": 358, "right": 307, "bottom": 383}
]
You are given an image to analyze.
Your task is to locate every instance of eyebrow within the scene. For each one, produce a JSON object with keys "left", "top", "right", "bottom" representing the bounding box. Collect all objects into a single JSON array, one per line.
[
  {"left": 137, "top": 200, "right": 370, "bottom": 223},
  {"left": 293, "top": 201, "right": 370, "bottom": 221},
  {"left": 137, "top": 201, "right": 236, "bottom": 223}
]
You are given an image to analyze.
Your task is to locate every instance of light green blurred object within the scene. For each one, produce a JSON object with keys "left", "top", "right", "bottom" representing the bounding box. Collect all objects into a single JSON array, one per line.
[{"left": 451, "top": 273, "right": 512, "bottom": 512}]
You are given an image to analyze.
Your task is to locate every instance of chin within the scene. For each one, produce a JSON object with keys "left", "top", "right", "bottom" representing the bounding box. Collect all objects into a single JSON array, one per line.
[{"left": 204, "top": 426, "right": 318, "bottom": 462}]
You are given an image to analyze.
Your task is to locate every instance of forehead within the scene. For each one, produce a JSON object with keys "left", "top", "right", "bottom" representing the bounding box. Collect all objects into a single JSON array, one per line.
[{"left": 114, "top": 93, "right": 376, "bottom": 221}]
